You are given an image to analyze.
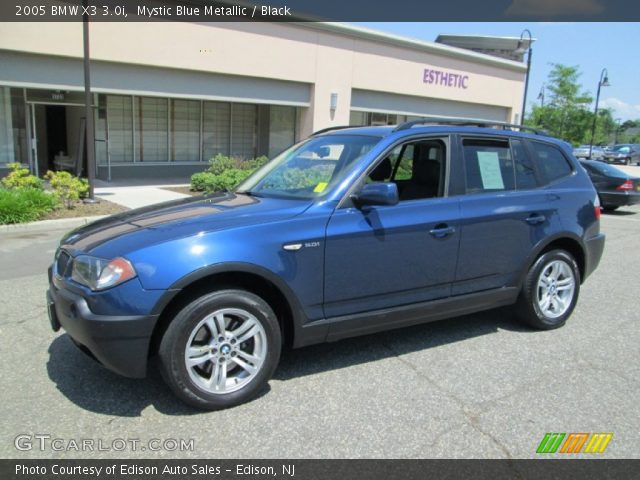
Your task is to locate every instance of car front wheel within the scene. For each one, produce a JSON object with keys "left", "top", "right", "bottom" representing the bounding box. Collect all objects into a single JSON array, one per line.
[
  {"left": 515, "top": 250, "right": 580, "bottom": 330},
  {"left": 158, "top": 289, "right": 281, "bottom": 410}
]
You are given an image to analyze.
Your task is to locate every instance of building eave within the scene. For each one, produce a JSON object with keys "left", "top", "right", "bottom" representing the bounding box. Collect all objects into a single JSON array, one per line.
[{"left": 301, "top": 22, "right": 528, "bottom": 73}]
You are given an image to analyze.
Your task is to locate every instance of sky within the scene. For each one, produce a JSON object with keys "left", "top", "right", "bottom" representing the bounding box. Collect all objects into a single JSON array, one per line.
[{"left": 353, "top": 22, "right": 640, "bottom": 122}]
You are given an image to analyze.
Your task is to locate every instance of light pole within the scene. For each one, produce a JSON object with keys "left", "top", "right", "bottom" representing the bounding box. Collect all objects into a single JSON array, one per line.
[
  {"left": 589, "top": 68, "right": 610, "bottom": 159},
  {"left": 83, "top": 0, "right": 97, "bottom": 202},
  {"left": 517, "top": 29, "right": 533, "bottom": 125},
  {"left": 537, "top": 83, "right": 545, "bottom": 107}
]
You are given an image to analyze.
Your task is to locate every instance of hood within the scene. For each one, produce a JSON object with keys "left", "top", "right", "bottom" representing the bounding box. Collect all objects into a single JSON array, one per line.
[{"left": 61, "top": 191, "right": 312, "bottom": 257}]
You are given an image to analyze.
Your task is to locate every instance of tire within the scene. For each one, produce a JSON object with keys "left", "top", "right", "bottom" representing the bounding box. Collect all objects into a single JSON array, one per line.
[
  {"left": 602, "top": 205, "right": 619, "bottom": 212},
  {"left": 625, "top": 157, "right": 631, "bottom": 165},
  {"left": 158, "top": 289, "right": 281, "bottom": 410},
  {"left": 515, "top": 250, "right": 580, "bottom": 330}
]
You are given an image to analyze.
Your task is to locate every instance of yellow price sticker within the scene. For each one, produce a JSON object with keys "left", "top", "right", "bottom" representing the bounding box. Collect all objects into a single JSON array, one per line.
[{"left": 313, "top": 182, "right": 328, "bottom": 193}]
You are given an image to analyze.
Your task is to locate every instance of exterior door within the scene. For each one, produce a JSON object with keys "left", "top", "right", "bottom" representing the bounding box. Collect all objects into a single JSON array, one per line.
[
  {"left": 453, "top": 136, "right": 562, "bottom": 294},
  {"left": 323, "top": 137, "right": 460, "bottom": 318}
]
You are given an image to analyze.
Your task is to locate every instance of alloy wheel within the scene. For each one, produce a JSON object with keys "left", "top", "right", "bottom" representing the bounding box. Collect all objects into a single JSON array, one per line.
[
  {"left": 184, "top": 308, "right": 267, "bottom": 394},
  {"left": 536, "top": 259, "right": 576, "bottom": 319}
]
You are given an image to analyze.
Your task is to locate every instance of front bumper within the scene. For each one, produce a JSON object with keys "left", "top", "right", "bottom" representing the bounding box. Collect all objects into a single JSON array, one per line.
[{"left": 47, "top": 280, "right": 159, "bottom": 378}]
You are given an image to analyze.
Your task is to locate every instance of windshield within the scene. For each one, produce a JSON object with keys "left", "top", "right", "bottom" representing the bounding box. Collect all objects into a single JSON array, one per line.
[
  {"left": 236, "top": 135, "right": 381, "bottom": 199},
  {"left": 613, "top": 145, "right": 631, "bottom": 153}
]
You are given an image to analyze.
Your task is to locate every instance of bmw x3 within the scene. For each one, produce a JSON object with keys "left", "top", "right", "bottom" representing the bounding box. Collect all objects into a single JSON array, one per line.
[{"left": 47, "top": 119, "right": 606, "bottom": 410}]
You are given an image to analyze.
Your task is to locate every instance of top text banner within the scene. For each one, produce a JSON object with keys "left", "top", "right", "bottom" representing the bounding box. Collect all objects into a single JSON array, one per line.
[{"left": 1, "top": 0, "right": 639, "bottom": 21}]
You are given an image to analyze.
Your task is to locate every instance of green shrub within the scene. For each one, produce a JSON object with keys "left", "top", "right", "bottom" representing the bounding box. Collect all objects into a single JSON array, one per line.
[
  {"left": 243, "top": 155, "right": 269, "bottom": 171},
  {"left": 0, "top": 188, "right": 59, "bottom": 224},
  {"left": 45, "top": 170, "right": 89, "bottom": 209},
  {"left": 191, "top": 169, "right": 252, "bottom": 193},
  {"left": 192, "top": 154, "right": 269, "bottom": 193},
  {"left": 207, "top": 154, "right": 237, "bottom": 175},
  {"left": 206, "top": 154, "right": 270, "bottom": 175},
  {"left": 1, "top": 163, "right": 43, "bottom": 190},
  {"left": 190, "top": 172, "right": 217, "bottom": 192}
]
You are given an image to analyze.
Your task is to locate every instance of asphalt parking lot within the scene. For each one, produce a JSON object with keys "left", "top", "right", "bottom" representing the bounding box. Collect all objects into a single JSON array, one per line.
[{"left": 1, "top": 202, "right": 639, "bottom": 459}]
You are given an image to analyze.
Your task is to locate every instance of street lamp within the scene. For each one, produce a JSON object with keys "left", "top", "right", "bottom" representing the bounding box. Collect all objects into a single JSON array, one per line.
[
  {"left": 517, "top": 29, "right": 533, "bottom": 126},
  {"left": 537, "top": 83, "right": 545, "bottom": 107},
  {"left": 589, "top": 68, "right": 610, "bottom": 159},
  {"left": 82, "top": 0, "right": 97, "bottom": 202}
]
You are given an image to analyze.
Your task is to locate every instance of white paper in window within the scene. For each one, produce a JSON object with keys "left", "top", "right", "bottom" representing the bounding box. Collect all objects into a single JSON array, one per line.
[{"left": 477, "top": 151, "right": 504, "bottom": 190}]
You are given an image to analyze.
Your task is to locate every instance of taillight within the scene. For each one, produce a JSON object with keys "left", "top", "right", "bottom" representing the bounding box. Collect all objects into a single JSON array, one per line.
[
  {"left": 616, "top": 180, "right": 634, "bottom": 191},
  {"left": 594, "top": 195, "right": 601, "bottom": 220}
]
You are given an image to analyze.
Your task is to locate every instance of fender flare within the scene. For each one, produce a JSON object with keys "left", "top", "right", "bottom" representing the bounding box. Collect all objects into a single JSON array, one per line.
[
  {"left": 516, "top": 232, "right": 587, "bottom": 288},
  {"left": 150, "top": 261, "right": 309, "bottom": 339}
]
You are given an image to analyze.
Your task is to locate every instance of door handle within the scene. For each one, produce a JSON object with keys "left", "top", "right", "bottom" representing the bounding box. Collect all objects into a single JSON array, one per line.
[
  {"left": 429, "top": 224, "right": 456, "bottom": 238},
  {"left": 525, "top": 214, "right": 546, "bottom": 225}
]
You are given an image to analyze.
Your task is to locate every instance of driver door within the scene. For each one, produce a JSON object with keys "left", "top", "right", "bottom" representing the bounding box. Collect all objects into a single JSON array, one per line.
[{"left": 323, "top": 138, "right": 461, "bottom": 318}]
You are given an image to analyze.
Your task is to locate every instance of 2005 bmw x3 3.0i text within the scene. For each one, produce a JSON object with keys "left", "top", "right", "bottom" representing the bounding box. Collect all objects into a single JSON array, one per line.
[{"left": 47, "top": 118, "right": 605, "bottom": 410}]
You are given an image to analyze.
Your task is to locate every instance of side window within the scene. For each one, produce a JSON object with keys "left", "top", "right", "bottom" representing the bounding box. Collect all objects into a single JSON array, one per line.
[
  {"left": 394, "top": 144, "right": 414, "bottom": 181},
  {"left": 366, "top": 139, "right": 446, "bottom": 201},
  {"left": 529, "top": 141, "right": 573, "bottom": 184},
  {"left": 512, "top": 139, "right": 538, "bottom": 190},
  {"left": 463, "top": 139, "right": 515, "bottom": 193}
]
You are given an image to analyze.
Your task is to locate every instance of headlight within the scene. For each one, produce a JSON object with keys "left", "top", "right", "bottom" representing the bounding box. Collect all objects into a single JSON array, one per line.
[{"left": 71, "top": 255, "right": 137, "bottom": 291}]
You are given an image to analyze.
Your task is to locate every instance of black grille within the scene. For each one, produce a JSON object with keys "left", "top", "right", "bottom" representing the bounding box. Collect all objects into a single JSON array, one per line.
[{"left": 55, "top": 250, "right": 71, "bottom": 278}]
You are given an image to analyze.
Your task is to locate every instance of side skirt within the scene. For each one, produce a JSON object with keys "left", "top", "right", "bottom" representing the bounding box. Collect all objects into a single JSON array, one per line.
[{"left": 293, "top": 287, "right": 519, "bottom": 347}]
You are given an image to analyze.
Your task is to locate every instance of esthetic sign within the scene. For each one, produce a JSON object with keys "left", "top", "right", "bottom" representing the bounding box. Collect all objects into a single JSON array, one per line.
[{"left": 423, "top": 68, "right": 469, "bottom": 89}]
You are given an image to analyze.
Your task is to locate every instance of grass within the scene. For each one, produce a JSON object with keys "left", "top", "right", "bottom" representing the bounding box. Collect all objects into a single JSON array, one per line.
[
  {"left": 0, "top": 188, "right": 58, "bottom": 224},
  {"left": 0, "top": 187, "right": 128, "bottom": 224}
]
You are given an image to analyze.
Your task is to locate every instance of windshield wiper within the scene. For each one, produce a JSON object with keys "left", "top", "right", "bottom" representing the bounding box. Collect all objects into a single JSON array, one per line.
[{"left": 236, "top": 190, "right": 263, "bottom": 198}]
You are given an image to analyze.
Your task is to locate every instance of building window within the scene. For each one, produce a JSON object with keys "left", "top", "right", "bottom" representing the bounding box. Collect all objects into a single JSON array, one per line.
[
  {"left": 231, "top": 103, "right": 257, "bottom": 159},
  {"left": 0, "top": 87, "right": 28, "bottom": 165},
  {"left": 349, "top": 111, "right": 367, "bottom": 126},
  {"left": 268, "top": 106, "right": 295, "bottom": 158},
  {"left": 202, "top": 101, "right": 230, "bottom": 161},
  {"left": 171, "top": 99, "right": 200, "bottom": 162},
  {"left": 101, "top": 95, "right": 133, "bottom": 163},
  {"left": 349, "top": 111, "right": 412, "bottom": 127},
  {"left": 136, "top": 97, "right": 168, "bottom": 162}
]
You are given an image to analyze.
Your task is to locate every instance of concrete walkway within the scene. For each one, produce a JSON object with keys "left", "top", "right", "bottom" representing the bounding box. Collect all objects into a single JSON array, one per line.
[{"left": 95, "top": 184, "right": 190, "bottom": 209}]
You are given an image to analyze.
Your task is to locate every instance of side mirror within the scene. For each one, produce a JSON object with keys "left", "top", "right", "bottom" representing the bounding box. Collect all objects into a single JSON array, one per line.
[{"left": 351, "top": 182, "right": 399, "bottom": 207}]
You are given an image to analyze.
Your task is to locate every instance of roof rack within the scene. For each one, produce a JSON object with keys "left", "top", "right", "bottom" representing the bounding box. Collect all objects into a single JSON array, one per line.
[
  {"left": 311, "top": 125, "right": 354, "bottom": 136},
  {"left": 393, "top": 116, "right": 549, "bottom": 136}
]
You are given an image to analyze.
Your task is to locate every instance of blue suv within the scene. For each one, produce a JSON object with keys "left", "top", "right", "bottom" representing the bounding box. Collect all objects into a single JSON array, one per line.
[{"left": 47, "top": 119, "right": 605, "bottom": 410}]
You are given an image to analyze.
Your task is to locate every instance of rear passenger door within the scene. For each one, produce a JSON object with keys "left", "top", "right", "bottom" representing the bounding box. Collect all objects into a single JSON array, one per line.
[{"left": 453, "top": 136, "right": 562, "bottom": 294}]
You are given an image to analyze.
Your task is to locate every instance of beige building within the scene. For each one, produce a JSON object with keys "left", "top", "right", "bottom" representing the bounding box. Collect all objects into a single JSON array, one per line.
[{"left": 0, "top": 22, "right": 528, "bottom": 180}]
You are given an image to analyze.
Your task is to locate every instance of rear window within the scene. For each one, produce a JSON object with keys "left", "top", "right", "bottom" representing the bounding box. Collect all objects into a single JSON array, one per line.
[
  {"left": 583, "top": 161, "right": 628, "bottom": 178},
  {"left": 529, "top": 141, "right": 573, "bottom": 184}
]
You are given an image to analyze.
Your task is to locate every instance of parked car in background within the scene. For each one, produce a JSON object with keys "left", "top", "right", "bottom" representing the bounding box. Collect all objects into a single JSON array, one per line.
[
  {"left": 47, "top": 118, "right": 606, "bottom": 410},
  {"left": 603, "top": 144, "right": 640, "bottom": 165},
  {"left": 573, "top": 145, "right": 605, "bottom": 160},
  {"left": 580, "top": 160, "right": 640, "bottom": 211}
]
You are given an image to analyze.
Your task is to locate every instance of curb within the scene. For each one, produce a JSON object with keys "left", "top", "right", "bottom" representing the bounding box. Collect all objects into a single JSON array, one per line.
[{"left": 0, "top": 215, "right": 107, "bottom": 234}]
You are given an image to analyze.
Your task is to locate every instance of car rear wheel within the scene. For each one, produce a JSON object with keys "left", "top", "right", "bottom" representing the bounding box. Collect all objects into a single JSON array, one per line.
[
  {"left": 515, "top": 250, "right": 580, "bottom": 330},
  {"left": 158, "top": 289, "right": 281, "bottom": 410}
]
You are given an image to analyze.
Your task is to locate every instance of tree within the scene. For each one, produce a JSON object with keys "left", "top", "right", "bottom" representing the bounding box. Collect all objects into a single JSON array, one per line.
[{"left": 525, "top": 64, "right": 594, "bottom": 145}]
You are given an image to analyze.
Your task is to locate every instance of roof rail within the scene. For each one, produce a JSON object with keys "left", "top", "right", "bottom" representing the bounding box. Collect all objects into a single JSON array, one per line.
[
  {"left": 393, "top": 116, "right": 549, "bottom": 136},
  {"left": 311, "top": 125, "right": 354, "bottom": 136}
]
